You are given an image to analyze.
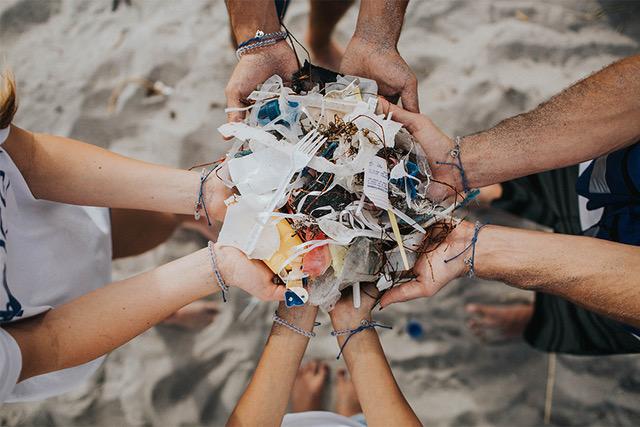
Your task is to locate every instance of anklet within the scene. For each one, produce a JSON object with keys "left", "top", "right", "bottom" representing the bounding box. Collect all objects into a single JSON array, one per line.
[
  {"left": 436, "top": 136, "right": 471, "bottom": 193},
  {"left": 208, "top": 241, "right": 229, "bottom": 302},
  {"left": 331, "top": 319, "right": 392, "bottom": 359},
  {"left": 272, "top": 312, "right": 319, "bottom": 338},
  {"left": 443, "top": 221, "right": 487, "bottom": 277}
]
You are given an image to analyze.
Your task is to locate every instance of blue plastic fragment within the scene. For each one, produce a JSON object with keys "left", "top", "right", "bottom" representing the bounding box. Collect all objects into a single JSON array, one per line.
[
  {"left": 321, "top": 141, "right": 339, "bottom": 159},
  {"left": 406, "top": 320, "right": 424, "bottom": 339},
  {"left": 257, "top": 99, "right": 281, "bottom": 126},
  {"left": 285, "top": 289, "right": 306, "bottom": 307}
]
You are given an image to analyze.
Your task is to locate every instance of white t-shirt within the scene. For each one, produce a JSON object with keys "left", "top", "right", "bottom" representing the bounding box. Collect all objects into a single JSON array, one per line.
[
  {"left": 0, "top": 126, "right": 112, "bottom": 403},
  {"left": 281, "top": 411, "right": 364, "bottom": 427}
]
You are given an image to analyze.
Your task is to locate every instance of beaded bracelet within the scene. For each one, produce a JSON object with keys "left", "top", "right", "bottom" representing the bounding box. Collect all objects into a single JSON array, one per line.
[
  {"left": 331, "top": 319, "right": 393, "bottom": 359},
  {"left": 272, "top": 312, "right": 319, "bottom": 338},
  {"left": 235, "top": 30, "right": 288, "bottom": 60},
  {"left": 207, "top": 241, "right": 229, "bottom": 302},
  {"left": 443, "top": 221, "right": 487, "bottom": 277}
]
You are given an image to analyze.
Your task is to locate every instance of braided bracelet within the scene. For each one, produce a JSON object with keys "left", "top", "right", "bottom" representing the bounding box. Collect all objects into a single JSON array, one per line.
[
  {"left": 236, "top": 30, "right": 288, "bottom": 59},
  {"left": 435, "top": 136, "right": 471, "bottom": 193},
  {"left": 272, "top": 312, "right": 319, "bottom": 338},
  {"left": 207, "top": 241, "right": 229, "bottom": 302},
  {"left": 443, "top": 221, "right": 487, "bottom": 277},
  {"left": 331, "top": 319, "right": 392, "bottom": 359},
  {"left": 194, "top": 168, "right": 214, "bottom": 226}
]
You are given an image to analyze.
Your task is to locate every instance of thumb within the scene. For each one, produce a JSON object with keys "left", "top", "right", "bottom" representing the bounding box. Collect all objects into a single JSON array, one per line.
[
  {"left": 224, "top": 83, "right": 247, "bottom": 122},
  {"left": 400, "top": 77, "right": 420, "bottom": 113},
  {"left": 377, "top": 97, "right": 422, "bottom": 134},
  {"left": 379, "top": 280, "right": 425, "bottom": 308}
]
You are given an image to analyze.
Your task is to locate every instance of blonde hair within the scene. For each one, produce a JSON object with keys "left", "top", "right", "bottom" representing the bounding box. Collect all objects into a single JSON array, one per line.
[{"left": 0, "top": 70, "right": 17, "bottom": 129}]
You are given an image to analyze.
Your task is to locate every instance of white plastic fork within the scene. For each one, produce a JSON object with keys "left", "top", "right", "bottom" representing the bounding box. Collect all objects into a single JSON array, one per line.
[{"left": 245, "top": 130, "right": 327, "bottom": 255}]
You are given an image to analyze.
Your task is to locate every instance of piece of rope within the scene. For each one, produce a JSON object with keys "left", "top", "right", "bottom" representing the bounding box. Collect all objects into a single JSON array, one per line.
[
  {"left": 443, "top": 222, "right": 487, "bottom": 277},
  {"left": 435, "top": 136, "right": 470, "bottom": 193},
  {"left": 272, "top": 312, "right": 319, "bottom": 338},
  {"left": 331, "top": 319, "right": 392, "bottom": 359}
]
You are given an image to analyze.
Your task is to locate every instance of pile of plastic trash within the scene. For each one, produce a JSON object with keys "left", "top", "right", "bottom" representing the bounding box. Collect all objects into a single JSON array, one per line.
[{"left": 215, "top": 67, "right": 463, "bottom": 310}]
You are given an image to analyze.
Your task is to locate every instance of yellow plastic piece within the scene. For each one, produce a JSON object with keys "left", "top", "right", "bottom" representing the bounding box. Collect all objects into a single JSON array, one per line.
[{"left": 265, "top": 220, "right": 304, "bottom": 276}]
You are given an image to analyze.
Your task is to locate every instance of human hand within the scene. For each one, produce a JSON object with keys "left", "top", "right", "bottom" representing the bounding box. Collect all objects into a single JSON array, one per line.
[
  {"left": 204, "top": 173, "right": 233, "bottom": 222},
  {"left": 225, "top": 41, "right": 299, "bottom": 122},
  {"left": 379, "top": 221, "right": 476, "bottom": 308},
  {"left": 377, "top": 98, "right": 461, "bottom": 201},
  {"left": 214, "top": 243, "right": 285, "bottom": 301},
  {"left": 340, "top": 36, "right": 419, "bottom": 112}
]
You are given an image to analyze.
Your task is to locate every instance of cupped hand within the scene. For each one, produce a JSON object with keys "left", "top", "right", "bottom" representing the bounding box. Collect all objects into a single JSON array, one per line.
[
  {"left": 377, "top": 98, "right": 461, "bottom": 201},
  {"left": 340, "top": 36, "right": 419, "bottom": 112},
  {"left": 379, "top": 221, "right": 475, "bottom": 308},
  {"left": 225, "top": 41, "right": 299, "bottom": 123},
  {"left": 214, "top": 244, "right": 285, "bottom": 301}
]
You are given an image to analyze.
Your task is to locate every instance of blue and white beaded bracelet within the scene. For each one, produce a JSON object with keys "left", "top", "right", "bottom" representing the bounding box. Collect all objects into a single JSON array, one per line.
[{"left": 235, "top": 30, "right": 288, "bottom": 60}]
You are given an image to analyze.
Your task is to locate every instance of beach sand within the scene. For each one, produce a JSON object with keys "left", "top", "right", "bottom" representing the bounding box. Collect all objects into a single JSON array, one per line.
[{"left": 1, "top": 0, "right": 640, "bottom": 425}]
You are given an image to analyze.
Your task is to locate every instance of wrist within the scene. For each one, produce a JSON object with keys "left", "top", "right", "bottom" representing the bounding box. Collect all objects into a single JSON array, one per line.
[
  {"left": 329, "top": 312, "right": 372, "bottom": 332},
  {"left": 234, "top": 24, "right": 282, "bottom": 47},
  {"left": 349, "top": 33, "right": 398, "bottom": 53},
  {"left": 444, "top": 221, "right": 479, "bottom": 278},
  {"left": 273, "top": 304, "right": 319, "bottom": 338}
]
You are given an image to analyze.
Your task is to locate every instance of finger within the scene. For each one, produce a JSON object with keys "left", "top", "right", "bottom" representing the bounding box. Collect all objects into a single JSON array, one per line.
[
  {"left": 400, "top": 77, "right": 420, "bottom": 113},
  {"left": 224, "top": 86, "right": 247, "bottom": 125},
  {"left": 377, "top": 97, "right": 421, "bottom": 134},
  {"left": 379, "top": 280, "right": 426, "bottom": 308}
]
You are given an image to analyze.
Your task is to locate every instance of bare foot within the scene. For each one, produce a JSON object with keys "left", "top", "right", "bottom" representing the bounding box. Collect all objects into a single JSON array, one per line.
[
  {"left": 163, "top": 300, "right": 219, "bottom": 330},
  {"left": 305, "top": 34, "right": 344, "bottom": 71},
  {"left": 335, "top": 368, "right": 361, "bottom": 418},
  {"left": 291, "top": 360, "right": 329, "bottom": 412},
  {"left": 465, "top": 303, "right": 533, "bottom": 342}
]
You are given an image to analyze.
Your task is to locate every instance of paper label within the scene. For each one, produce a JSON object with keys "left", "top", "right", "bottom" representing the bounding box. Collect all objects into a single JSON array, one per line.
[{"left": 364, "top": 156, "right": 390, "bottom": 209}]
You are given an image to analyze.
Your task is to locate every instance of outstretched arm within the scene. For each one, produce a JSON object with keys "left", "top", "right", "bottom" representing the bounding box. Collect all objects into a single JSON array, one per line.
[
  {"left": 4, "top": 244, "right": 284, "bottom": 382},
  {"left": 3, "top": 126, "right": 229, "bottom": 221},
  {"left": 330, "top": 288, "right": 421, "bottom": 427},
  {"left": 341, "top": 0, "right": 418, "bottom": 111},
  {"left": 228, "top": 303, "right": 319, "bottom": 426},
  {"left": 224, "top": 0, "right": 298, "bottom": 122},
  {"left": 378, "top": 55, "right": 640, "bottom": 198},
  {"left": 380, "top": 221, "right": 640, "bottom": 329}
]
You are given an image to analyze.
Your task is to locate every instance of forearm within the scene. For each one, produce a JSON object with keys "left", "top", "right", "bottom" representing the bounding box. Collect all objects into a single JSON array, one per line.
[
  {"left": 229, "top": 305, "right": 318, "bottom": 426},
  {"left": 5, "top": 248, "right": 217, "bottom": 381},
  {"left": 462, "top": 55, "right": 640, "bottom": 188},
  {"left": 4, "top": 126, "right": 227, "bottom": 219},
  {"left": 473, "top": 224, "right": 640, "bottom": 327},
  {"left": 354, "top": 0, "right": 408, "bottom": 47},
  {"left": 225, "top": 0, "right": 281, "bottom": 43},
  {"left": 333, "top": 322, "right": 420, "bottom": 426}
]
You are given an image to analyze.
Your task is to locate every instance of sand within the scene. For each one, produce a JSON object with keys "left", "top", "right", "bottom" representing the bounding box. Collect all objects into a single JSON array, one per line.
[{"left": 1, "top": 0, "right": 640, "bottom": 425}]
